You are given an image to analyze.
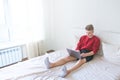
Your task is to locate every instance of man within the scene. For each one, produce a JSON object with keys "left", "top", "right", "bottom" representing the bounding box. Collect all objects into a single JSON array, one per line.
[{"left": 44, "top": 24, "right": 100, "bottom": 77}]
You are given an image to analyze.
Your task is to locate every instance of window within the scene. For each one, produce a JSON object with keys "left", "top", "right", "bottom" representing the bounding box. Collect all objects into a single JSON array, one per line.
[
  {"left": 0, "top": 0, "right": 9, "bottom": 42},
  {"left": 0, "top": 0, "right": 44, "bottom": 43}
]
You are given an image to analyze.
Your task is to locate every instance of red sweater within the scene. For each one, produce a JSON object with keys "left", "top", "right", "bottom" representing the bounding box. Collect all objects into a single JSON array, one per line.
[{"left": 75, "top": 35, "right": 100, "bottom": 54}]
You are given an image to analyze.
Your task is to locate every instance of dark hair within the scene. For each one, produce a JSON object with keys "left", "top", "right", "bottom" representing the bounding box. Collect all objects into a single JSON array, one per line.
[{"left": 85, "top": 24, "right": 94, "bottom": 31}]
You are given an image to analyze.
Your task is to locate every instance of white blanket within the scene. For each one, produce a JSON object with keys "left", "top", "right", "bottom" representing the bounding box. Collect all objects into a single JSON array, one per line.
[{"left": 0, "top": 49, "right": 120, "bottom": 80}]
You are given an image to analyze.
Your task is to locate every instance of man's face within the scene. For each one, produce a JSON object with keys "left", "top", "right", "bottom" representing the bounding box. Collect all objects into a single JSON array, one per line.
[{"left": 86, "top": 30, "right": 94, "bottom": 38}]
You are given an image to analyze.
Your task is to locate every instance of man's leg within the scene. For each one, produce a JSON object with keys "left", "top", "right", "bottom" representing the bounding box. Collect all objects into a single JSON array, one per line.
[
  {"left": 45, "top": 56, "right": 76, "bottom": 68},
  {"left": 60, "top": 58, "right": 86, "bottom": 77},
  {"left": 51, "top": 56, "right": 76, "bottom": 68},
  {"left": 68, "top": 58, "right": 86, "bottom": 72}
]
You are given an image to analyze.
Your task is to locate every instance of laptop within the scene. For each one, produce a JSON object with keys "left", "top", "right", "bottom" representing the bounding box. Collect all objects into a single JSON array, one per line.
[{"left": 66, "top": 48, "right": 81, "bottom": 59}]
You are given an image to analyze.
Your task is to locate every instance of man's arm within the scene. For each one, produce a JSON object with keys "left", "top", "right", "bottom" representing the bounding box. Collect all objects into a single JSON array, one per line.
[
  {"left": 80, "top": 51, "right": 94, "bottom": 57},
  {"left": 81, "top": 38, "right": 100, "bottom": 57}
]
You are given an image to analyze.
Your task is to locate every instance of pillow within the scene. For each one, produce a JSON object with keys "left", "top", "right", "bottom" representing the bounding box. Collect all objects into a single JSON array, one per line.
[
  {"left": 102, "top": 42, "right": 120, "bottom": 64},
  {"left": 96, "top": 42, "right": 103, "bottom": 56}
]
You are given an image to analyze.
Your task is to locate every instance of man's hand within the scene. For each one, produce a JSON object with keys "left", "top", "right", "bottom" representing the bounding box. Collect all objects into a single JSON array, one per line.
[
  {"left": 76, "top": 50, "right": 80, "bottom": 52},
  {"left": 80, "top": 53, "right": 86, "bottom": 57}
]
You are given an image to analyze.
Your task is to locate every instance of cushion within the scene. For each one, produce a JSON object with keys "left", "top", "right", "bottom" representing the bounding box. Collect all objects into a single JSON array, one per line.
[
  {"left": 102, "top": 42, "right": 120, "bottom": 64},
  {"left": 96, "top": 42, "right": 103, "bottom": 56}
]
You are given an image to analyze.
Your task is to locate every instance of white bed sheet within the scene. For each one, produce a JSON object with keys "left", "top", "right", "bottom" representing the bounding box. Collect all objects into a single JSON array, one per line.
[{"left": 0, "top": 49, "right": 120, "bottom": 80}]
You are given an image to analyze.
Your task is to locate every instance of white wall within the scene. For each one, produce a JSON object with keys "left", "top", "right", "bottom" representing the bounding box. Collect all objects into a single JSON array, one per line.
[
  {"left": 44, "top": 0, "right": 120, "bottom": 51},
  {"left": 42, "top": 0, "right": 54, "bottom": 51}
]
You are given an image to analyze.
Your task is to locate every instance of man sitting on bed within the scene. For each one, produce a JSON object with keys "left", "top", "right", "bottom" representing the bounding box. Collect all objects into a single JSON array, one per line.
[{"left": 44, "top": 24, "right": 100, "bottom": 77}]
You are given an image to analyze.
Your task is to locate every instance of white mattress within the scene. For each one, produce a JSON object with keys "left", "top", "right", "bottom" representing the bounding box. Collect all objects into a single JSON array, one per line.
[{"left": 0, "top": 49, "right": 120, "bottom": 80}]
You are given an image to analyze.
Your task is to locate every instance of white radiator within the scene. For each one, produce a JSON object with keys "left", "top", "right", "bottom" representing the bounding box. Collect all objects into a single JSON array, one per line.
[{"left": 0, "top": 46, "right": 23, "bottom": 67}]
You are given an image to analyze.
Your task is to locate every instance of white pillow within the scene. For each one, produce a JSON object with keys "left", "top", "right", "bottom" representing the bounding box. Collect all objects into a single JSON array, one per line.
[
  {"left": 102, "top": 42, "right": 120, "bottom": 64},
  {"left": 96, "top": 42, "right": 103, "bottom": 56}
]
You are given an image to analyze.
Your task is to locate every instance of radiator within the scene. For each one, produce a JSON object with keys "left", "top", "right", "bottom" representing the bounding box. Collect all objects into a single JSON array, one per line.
[{"left": 0, "top": 46, "right": 23, "bottom": 67}]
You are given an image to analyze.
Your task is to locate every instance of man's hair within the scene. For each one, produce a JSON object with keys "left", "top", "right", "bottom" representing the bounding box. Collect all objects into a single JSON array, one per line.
[{"left": 85, "top": 24, "right": 94, "bottom": 31}]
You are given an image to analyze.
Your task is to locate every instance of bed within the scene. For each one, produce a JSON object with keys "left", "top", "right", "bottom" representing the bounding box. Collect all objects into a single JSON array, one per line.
[{"left": 0, "top": 29, "right": 120, "bottom": 80}]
